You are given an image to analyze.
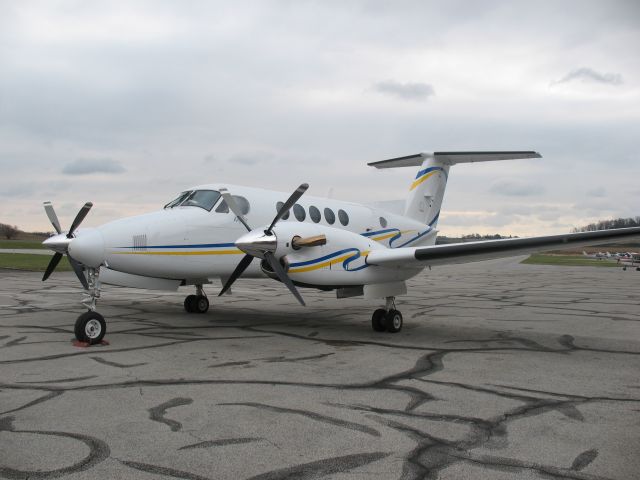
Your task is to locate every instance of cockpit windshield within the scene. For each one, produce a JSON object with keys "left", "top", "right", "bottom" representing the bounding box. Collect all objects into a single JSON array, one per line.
[{"left": 164, "top": 190, "right": 221, "bottom": 211}]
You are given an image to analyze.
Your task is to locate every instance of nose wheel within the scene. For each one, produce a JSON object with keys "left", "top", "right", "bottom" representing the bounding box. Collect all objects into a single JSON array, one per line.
[
  {"left": 75, "top": 311, "right": 106, "bottom": 344},
  {"left": 371, "top": 297, "right": 403, "bottom": 333}
]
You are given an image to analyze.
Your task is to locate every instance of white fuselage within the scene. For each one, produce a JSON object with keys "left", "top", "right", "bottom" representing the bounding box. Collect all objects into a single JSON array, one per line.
[{"left": 75, "top": 184, "right": 434, "bottom": 286}]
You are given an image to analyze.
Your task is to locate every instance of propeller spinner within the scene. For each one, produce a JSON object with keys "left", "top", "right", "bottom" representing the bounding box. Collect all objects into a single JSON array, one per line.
[{"left": 41, "top": 202, "right": 93, "bottom": 289}]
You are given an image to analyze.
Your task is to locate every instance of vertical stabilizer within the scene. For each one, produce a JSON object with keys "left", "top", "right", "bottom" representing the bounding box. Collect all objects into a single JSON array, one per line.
[{"left": 368, "top": 150, "right": 541, "bottom": 225}]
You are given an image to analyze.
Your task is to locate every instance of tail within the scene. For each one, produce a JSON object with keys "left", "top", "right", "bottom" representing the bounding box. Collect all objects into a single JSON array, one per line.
[{"left": 369, "top": 151, "right": 541, "bottom": 226}]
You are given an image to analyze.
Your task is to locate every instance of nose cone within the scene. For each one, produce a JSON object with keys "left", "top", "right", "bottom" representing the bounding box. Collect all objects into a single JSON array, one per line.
[
  {"left": 235, "top": 230, "right": 277, "bottom": 258},
  {"left": 42, "top": 233, "right": 72, "bottom": 254},
  {"left": 68, "top": 229, "right": 105, "bottom": 268}
]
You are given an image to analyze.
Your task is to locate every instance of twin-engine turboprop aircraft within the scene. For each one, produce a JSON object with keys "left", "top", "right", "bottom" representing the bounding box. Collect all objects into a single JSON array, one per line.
[{"left": 41, "top": 151, "right": 640, "bottom": 344}]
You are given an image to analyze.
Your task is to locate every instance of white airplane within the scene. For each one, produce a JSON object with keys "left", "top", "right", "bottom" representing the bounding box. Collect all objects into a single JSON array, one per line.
[{"left": 41, "top": 151, "right": 640, "bottom": 344}]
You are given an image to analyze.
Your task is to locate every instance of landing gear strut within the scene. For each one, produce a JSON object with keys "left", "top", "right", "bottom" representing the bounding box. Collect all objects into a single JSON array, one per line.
[
  {"left": 184, "top": 284, "right": 209, "bottom": 314},
  {"left": 74, "top": 267, "right": 106, "bottom": 344},
  {"left": 371, "top": 296, "right": 403, "bottom": 333}
]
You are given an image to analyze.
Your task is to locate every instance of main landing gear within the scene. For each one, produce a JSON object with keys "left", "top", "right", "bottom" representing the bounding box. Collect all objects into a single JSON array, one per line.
[
  {"left": 371, "top": 296, "right": 403, "bottom": 333},
  {"left": 74, "top": 267, "right": 106, "bottom": 345},
  {"left": 184, "top": 284, "right": 209, "bottom": 314}
]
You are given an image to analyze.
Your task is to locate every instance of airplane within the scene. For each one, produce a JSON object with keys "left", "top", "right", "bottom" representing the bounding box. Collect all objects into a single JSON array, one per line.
[
  {"left": 40, "top": 151, "right": 640, "bottom": 344},
  {"left": 582, "top": 251, "right": 608, "bottom": 260},
  {"left": 618, "top": 253, "right": 640, "bottom": 271}
]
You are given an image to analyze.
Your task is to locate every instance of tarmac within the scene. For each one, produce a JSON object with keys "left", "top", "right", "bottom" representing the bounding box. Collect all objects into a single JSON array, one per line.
[{"left": 1, "top": 257, "right": 639, "bottom": 480}]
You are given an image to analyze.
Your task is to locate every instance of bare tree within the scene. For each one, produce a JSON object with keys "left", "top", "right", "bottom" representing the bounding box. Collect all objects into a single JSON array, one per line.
[{"left": 0, "top": 223, "right": 20, "bottom": 240}]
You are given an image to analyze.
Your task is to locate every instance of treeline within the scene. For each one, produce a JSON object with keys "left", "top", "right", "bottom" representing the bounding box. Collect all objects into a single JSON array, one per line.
[
  {"left": 572, "top": 217, "right": 640, "bottom": 233},
  {"left": 0, "top": 223, "right": 20, "bottom": 239}
]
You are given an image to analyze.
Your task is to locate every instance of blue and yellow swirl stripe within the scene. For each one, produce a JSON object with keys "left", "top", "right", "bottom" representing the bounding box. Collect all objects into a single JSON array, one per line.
[
  {"left": 112, "top": 243, "right": 243, "bottom": 255},
  {"left": 288, "top": 248, "right": 369, "bottom": 274},
  {"left": 409, "top": 166, "right": 447, "bottom": 191}
]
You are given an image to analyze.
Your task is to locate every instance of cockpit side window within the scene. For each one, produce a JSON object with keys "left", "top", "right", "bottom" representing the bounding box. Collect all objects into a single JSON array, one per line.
[
  {"left": 164, "top": 191, "right": 191, "bottom": 209},
  {"left": 180, "top": 190, "right": 221, "bottom": 211}
]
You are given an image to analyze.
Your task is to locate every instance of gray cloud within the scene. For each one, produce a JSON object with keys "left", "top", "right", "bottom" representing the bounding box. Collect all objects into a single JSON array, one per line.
[
  {"left": 489, "top": 180, "right": 545, "bottom": 197},
  {"left": 586, "top": 186, "right": 606, "bottom": 197},
  {"left": 552, "top": 67, "right": 623, "bottom": 86},
  {"left": 373, "top": 80, "right": 435, "bottom": 101},
  {"left": 62, "top": 158, "right": 125, "bottom": 175}
]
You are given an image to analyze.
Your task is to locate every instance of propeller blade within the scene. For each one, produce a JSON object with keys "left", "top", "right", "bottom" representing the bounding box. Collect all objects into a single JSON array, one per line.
[
  {"left": 292, "top": 235, "right": 327, "bottom": 249},
  {"left": 266, "top": 183, "right": 309, "bottom": 233},
  {"left": 219, "top": 188, "right": 251, "bottom": 232},
  {"left": 42, "top": 252, "right": 63, "bottom": 281},
  {"left": 264, "top": 251, "right": 305, "bottom": 306},
  {"left": 43, "top": 202, "right": 62, "bottom": 234},
  {"left": 219, "top": 254, "right": 254, "bottom": 296},
  {"left": 67, "top": 202, "right": 93, "bottom": 238},
  {"left": 68, "top": 256, "right": 89, "bottom": 290}
]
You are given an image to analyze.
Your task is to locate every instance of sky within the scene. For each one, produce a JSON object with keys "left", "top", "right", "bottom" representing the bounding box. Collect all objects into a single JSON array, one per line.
[{"left": 1, "top": 0, "right": 639, "bottom": 236}]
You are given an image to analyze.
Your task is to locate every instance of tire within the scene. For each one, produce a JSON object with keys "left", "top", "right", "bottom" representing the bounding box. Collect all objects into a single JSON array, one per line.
[
  {"left": 184, "top": 295, "right": 197, "bottom": 313},
  {"left": 195, "top": 295, "right": 209, "bottom": 314},
  {"left": 75, "top": 311, "right": 106, "bottom": 344},
  {"left": 384, "top": 309, "right": 403, "bottom": 333},
  {"left": 371, "top": 309, "right": 386, "bottom": 332}
]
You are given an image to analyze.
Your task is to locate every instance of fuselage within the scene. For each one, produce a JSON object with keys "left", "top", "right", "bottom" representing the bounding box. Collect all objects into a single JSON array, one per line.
[{"left": 69, "top": 184, "right": 435, "bottom": 283}]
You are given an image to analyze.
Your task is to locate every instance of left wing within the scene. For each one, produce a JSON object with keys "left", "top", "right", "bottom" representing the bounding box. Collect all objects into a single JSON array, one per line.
[{"left": 366, "top": 227, "right": 640, "bottom": 267}]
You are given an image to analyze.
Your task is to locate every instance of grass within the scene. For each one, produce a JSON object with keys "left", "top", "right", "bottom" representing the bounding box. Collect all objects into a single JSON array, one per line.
[
  {"left": 0, "top": 252, "right": 72, "bottom": 272},
  {"left": 521, "top": 254, "right": 619, "bottom": 267},
  {"left": 0, "top": 239, "right": 46, "bottom": 249}
]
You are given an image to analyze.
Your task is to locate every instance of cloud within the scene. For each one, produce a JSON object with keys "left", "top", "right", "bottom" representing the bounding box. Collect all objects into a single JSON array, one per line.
[
  {"left": 552, "top": 67, "right": 623, "bottom": 86},
  {"left": 489, "top": 180, "right": 544, "bottom": 197},
  {"left": 373, "top": 80, "right": 435, "bottom": 101},
  {"left": 586, "top": 186, "right": 606, "bottom": 197},
  {"left": 62, "top": 158, "right": 125, "bottom": 175}
]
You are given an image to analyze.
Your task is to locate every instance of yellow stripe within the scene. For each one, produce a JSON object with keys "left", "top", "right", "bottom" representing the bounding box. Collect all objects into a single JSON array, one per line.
[
  {"left": 113, "top": 250, "right": 242, "bottom": 256},
  {"left": 372, "top": 232, "right": 397, "bottom": 241},
  {"left": 409, "top": 171, "right": 437, "bottom": 191}
]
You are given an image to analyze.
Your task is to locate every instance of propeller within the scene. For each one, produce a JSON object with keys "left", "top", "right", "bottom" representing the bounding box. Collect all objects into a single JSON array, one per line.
[
  {"left": 41, "top": 202, "right": 93, "bottom": 289},
  {"left": 218, "top": 184, "right": 309, "bottom": 305}
]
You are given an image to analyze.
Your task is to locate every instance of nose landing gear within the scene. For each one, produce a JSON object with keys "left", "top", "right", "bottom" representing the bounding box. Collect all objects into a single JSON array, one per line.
[
  {"left": 371, "top": 296, "right": 403, "bottom": 333},
  {"left": 74, "top": 267, "right": 106, "bottom": 345}
]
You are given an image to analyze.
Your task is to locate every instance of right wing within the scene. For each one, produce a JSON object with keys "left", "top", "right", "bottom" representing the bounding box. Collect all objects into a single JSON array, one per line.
[{"left": 366, "top": 227, "right": 640, "bottom": 268}]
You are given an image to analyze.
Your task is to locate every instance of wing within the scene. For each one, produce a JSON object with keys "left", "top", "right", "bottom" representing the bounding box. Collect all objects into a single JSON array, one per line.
[{"left": 366, "top": 227, "right": 640, "bottom": 267}]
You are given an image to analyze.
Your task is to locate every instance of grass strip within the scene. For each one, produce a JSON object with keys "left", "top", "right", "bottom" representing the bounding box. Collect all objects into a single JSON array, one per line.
[{"left": 0, "top": 253, "right": 72, "bottom": 272}]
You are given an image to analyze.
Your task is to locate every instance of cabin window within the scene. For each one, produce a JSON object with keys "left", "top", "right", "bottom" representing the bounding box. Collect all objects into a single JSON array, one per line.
[
  {"left": 179, "top": 190, "right": 221, "bottom": 211},
  {"left": 276, "top": 201, "right": 290, "bottom": 220},
  {"left": 216, "top": 195, "right": 250, "bottom": 214},
  {"left": 380, "top": 217, "right": 387, "bottom": 228},
  {"left": 338, "top": 209, "right": 349, "bottom": 226},
  {"left": 309, "top": 206, "right": 321, "bottom": 223},
  {"left": 324, "top": 208, "right": 335, "bottom": 225},
  {"left": 164, "top": 191, "right": 191, "bottom": 209},
  {"left": 293, "top": 204, "right": 306, "bottom": 221}
]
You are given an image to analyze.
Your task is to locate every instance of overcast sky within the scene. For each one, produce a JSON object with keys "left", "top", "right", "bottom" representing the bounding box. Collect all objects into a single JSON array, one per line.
[{"left": 1, "top": 0, "right": 639, "bottom": 236}]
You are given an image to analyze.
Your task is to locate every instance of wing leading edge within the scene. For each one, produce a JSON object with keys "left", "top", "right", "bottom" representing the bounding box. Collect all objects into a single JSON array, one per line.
[{"left": 366, "top": 227, "right": 640, "bottom": 267}]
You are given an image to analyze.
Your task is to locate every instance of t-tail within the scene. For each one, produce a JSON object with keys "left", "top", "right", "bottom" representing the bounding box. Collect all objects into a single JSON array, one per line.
[{"left": 369, "top": 151, "right": 542, "bottom": 226}]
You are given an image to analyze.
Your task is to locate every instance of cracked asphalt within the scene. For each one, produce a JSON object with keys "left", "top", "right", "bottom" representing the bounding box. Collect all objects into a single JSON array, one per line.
[{"left": 1, "top": 257, "right": 639, "bottom": 479}]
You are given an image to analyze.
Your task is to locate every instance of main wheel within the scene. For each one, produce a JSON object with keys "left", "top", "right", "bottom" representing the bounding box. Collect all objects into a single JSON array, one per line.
[
  {"left": 194, "top": 295, "right": 209, "bottom": 314},
  {"left": 184, "top": 295, "right": 197, "bottom": 312},
  {"left": 371, "top": 309, "right": 386, "bottom": 332},
  {"left": 384, "top": 309, "right": 403, "bottom": 333},
  {"left": 75, "top": 311, "right": 106, "bottom": 344}
]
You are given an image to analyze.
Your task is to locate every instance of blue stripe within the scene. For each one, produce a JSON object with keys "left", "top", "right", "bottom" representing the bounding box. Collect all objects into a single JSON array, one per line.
[
  {"left": 361, "top": 228, "right": 399, "bottom": 237},
  {"left": 288, "top": 249, "right": 356, "bottom": 267},
  {"left": 394, "top": 228, "right": 433, "bottom": 248},
  {"left": 414, "top": 166, "right": 447, "bottom": 180},
  {"left": 117, "top": 243, "right": 236, "bottom": 249},
  {"left": 428, "top": 212, "right": 440, "bottom": 227}
]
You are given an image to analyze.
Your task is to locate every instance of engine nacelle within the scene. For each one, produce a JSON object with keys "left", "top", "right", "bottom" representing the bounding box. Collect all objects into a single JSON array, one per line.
[{"left": 265, "top": 222, "right": 421, "bottom": 288}]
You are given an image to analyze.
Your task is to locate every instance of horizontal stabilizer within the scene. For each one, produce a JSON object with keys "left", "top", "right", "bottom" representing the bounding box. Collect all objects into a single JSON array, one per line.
[
  {"left": 368, "top": 151, "right": 541, "bottom": 169},
  {"left": 366, "top": 226, "right": 640, "bottom": 268}
]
